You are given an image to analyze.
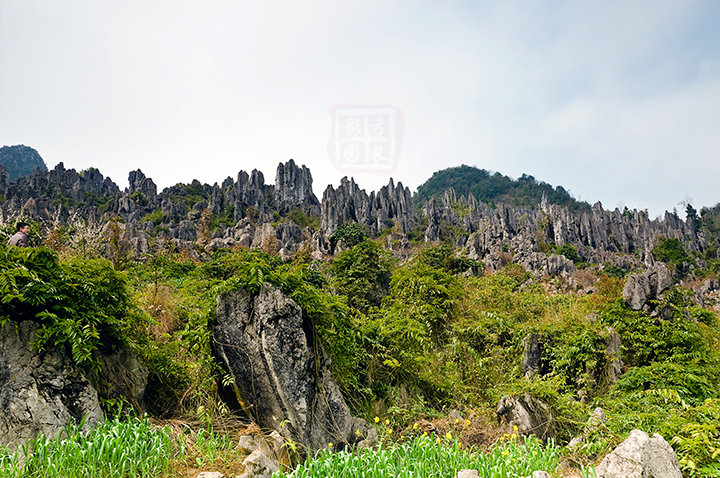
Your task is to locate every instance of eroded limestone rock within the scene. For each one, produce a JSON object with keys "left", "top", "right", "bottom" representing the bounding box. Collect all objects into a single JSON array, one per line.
[
  {"left": 496, "top": 394, "right": 554, "bottom": 441},
  {"left": 623, "top": 263, "right": 673, "bottom": 310},
  {"left": 0, "top": 321, "right": 104, "bottom": 448},
  {"left": 213, "top": 284, "right": 374, "bottom": 456}
]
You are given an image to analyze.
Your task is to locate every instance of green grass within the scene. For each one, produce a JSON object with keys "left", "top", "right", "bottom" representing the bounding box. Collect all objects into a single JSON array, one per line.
[
  {"left": 273, "top": 434, "right": 559, "bottom": 478},
  {"left": 0, "top": 416, "right": 178, "bottom": 478}
]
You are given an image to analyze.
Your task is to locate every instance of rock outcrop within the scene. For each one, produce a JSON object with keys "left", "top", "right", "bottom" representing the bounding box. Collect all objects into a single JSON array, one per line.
[
  {"left": 0, "top": 321, "right": 104, "bottom": 448},
  {"left": 275, "top": 159, "right": 320, "bottom": 215},
  {"left": 88, "top": 346, "right": 149, "bottom": 411},
  {"left": 320, "top": 177, "right": 414, "bottom": 236},
  {"left": 598, "top": 329, "right": 623, "bottom": 392},
  {"left": 623, "top": 263, "right": 674, "bottom": 310},
  {"left": 496, "top": 394, "right": 555, "bottom": 441},
  {"left": 213, "top": 284, "right": 374, "bottom": 455},
  {"left": 520, "top": 333, "right": 551, "bottom": 378},
  {"left": 595, "top": 429, "right": 682, "bottom": 478}
]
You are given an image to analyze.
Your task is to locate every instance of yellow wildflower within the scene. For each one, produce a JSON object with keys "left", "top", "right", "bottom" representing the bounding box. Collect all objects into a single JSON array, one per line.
[
  {"left": 385, "top": 419, "right": 390, "bottom": 425},
  {"left": 413, "top": 423, "right": 419, "bottom": 430},
  {"left": 328, "top": 442, "right": 333, "bottom": 448},
  {"left": 445, "top": 432, "right": 452, "bottom": 440},
  {"left": 374, "top": 416, "right": 380, "bottom": 423}
]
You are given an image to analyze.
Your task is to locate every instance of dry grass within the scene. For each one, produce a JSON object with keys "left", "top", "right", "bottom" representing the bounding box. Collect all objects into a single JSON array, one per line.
[
  {"left": 159, "top": 418, "right": 266, "bottom": 478},
  {"left": 139, "top": 283, "right": 180, "bottom": 338}
]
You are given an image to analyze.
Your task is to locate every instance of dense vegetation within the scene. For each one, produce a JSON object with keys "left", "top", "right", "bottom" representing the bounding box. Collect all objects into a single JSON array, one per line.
[
  {"left": 1, "top": 221, "right": 720, "bottom": 476},
  {"left": 414, "top": 165, "right": 591, "bottom": 212}
]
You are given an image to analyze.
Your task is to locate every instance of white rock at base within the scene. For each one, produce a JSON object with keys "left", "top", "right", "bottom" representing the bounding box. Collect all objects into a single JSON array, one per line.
[
  {"left": 238, "top": 449, "right": 281, "bottom": 478},
  {"left": 455, "top": 470, "right": 479, "bottom": 478},
  {"left": 596, "top": 429, "right": 682, "bottom": 478}
]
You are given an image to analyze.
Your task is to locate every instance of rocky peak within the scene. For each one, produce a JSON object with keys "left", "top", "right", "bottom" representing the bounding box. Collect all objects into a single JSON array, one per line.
[
  {"left": 128, "top": 169, "right": 157, "bottom": 199},
  {"left": 321, "top": 177, "right": 371, "bottom": 234},
  {"left": 274, "top": 159, "right": 320, "bottom": 215},
  {"left": 321, "top": 177, "right": 415, "bottom": 236}
]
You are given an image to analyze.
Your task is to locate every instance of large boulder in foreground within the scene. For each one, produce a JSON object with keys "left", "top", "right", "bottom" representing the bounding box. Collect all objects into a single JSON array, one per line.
[
  {"left": 213, "top": 284, "right": 374, "bottom": 455},
  {"left": 0, "top": 321, "right": 104, "bottom": 448},
  {"left": 596, "top": 429, "right": 682, "bottom": 478}
]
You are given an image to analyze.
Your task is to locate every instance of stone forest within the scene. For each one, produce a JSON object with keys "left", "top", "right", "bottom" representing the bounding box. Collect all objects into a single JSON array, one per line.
[{"left": 1, "top": 144, "right": 719, "bottom": 477}]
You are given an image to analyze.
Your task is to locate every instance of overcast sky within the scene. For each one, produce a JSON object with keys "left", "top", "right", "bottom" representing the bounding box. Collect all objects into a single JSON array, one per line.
[{"left": 1, "top": 1, "right": 719, "bottom": 217}]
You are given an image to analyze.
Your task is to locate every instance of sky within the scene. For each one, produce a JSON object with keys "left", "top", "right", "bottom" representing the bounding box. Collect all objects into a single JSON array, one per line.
[{"left": 1, "top": 0, "right": 719, "bottom": 218}]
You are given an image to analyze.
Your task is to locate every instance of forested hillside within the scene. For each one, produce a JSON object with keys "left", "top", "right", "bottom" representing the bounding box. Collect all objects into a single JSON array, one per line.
[
  {"left": 0, "top": 145, "right": 48, "bottom": 182},
  {"left": 414, "top": 165, "right": 591, "bottom": 213}
]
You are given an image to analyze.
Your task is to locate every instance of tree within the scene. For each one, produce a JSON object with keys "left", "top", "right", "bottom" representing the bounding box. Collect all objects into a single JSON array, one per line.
[{"left": 329, "top": 240, "right": 393, "bottom": 312}]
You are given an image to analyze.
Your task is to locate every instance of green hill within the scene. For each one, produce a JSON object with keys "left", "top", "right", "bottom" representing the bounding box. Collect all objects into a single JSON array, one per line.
[
  {"left": 414, "top": 165, "right": 590, "bottom": 212},
  {"left": 0, "top": 145, "right": 48, "bottom": 182}
]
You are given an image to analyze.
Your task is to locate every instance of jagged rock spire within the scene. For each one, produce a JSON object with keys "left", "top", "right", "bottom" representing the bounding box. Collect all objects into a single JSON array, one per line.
[{"left": 275, "top": 159, "right": 320, "bottom": 215}]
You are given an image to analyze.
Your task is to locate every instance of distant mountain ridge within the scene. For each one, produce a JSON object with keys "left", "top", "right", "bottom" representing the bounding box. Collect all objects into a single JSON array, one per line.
[
  {"left": 0, "top": 145, "right": 48, "bottom": 182},
  {"left": 414, "top": 164, "right": 590, "bottom": 213},
  {"left": 1, "top": 145, "right": 717, "bottom": 281}
]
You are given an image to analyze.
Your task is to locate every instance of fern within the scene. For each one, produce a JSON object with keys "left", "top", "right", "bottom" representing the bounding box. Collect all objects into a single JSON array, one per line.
[{"left": 0, "top": 245, "right": 132, "bottom": 369}]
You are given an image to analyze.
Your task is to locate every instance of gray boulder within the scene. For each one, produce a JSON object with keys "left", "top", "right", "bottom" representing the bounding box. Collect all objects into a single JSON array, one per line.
[
  {"left": 88, "top": 346, "right": 149, "bottom": 411},
  {"left": 213, "top": 284, "right": 374, "bottom": 456},
  {"left": 238, "top": 448, "right": 280, "bottom": 478},
  {"left": 595, "top": 429, "right": 682, "bottom": 478},
  {"left": 623, "top": 264, "right": 673, "bottom": 310},
  {"left": 0, "top": 321, "right": 104, "bottom": 448},
  {"left": 496, "top": 394, "right": 554, "bottom": 441}
]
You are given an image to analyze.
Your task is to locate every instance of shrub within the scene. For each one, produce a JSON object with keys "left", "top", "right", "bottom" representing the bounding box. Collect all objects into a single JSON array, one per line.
[
  {"left": 329, "top": 223, "right": 368, "bottom": 249},
  {"left": 600, "top": 295, "right": 712, "bottom": 367},
  {"left": 0, "top": 245, "right": 135, "bottom": 369},
  {"left": 652, "top": 236, "right": 690, "bottom": 269},
  {"left": 329, "top": 240, "right": 393, "bottom": 313},
  {"left": 556, "top": 244, "right": 582, "bottom": 264},
  {"left": 417, "top": 243, "right": 483, "bottom": 275},
  {"left": 287, "top": 208, "right": 321, "bottom": 230}
]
